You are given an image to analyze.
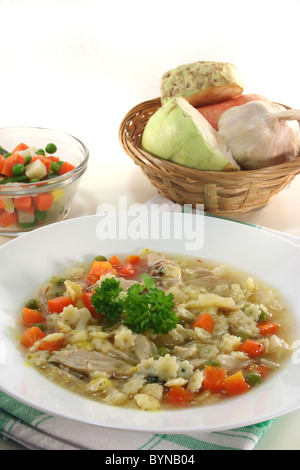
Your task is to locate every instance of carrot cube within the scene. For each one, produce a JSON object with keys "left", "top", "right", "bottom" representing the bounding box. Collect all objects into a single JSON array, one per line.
[
  {"left": 224, "top": 371, "right": 250, "bottom": 396},
  {"left": 0, "top": 210, "right": 17, "bottom": 227},
  {"left": 87, "top": 261, "right": 117, "bottom": 284},
  {"left": 33, "top": 193, "right": 53, "bottom": 211},
  {"left": 14, "top": 196, "right": 32, "bottom": 212},
  {"left": 48, "top": 296, "right": 74, "bottom": 314},
  {"left": 203, "top": 366, "right": 227, "bottom": 393},
  {"left": 192, "top": 313, "right": 214, "bottom": 332},
  {"left": 21, "top": 326, "right": 46, "bottom": 348},
  {"left": 58, "top": 162, "right": 75, "bottom": 175}
]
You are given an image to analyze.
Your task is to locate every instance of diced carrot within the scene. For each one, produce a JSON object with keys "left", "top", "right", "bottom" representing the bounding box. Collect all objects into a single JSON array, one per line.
[
  {"left": 87, "top": 261, "right": 117, "bottom": 284},
  {"left": 167, "top": 386, "right": 194, "bottom": 407},
  {"left": 240, "top": 339, "right": 265, "bottom": 358},
  {"left": 109, "top": 255, "right": 136, "bottom": 278},
  {"left": 33, "top": 193, "right": 53, "bottom": 211},
  {"left": 224, "top": 371, "right": 250, "bottom": 396},
  {"left": 21, "top": 326, "right": 46, "bottom": 348},
  {"left": 192, "top": 313, "right": 214, "bottom": 333},
  {"left": 118, "top": 262, "right": 135, "bottom": 278},
  {"left": 58, "top": 162, "right": 75, "bottom": 175},
  {"left": 38, "top": 337, "right": 66, "bottom": 353},
  {"left": 22, "top": 307, "right": 44, "bottom": 327},
  {"left": 12, "top": 143, "right": 29, "bottom": 153},
  {"left": 202, "top": 366, "right": 227, "bottom": 393},
  {"left": 48, "top": 155, "right": 60, "bottom": 163},
  {"left": 109, "top": 255, "right": 122, "bottom": 268},
  {"left": 0, "top": 197, "right": 7, "bottom": 210},
  {"left": 1, "top": 153, "right": 26, "bottom": 177},
  {"left": 14, "top": 196, "right": 32, "bottom": 212},
  {"left": 258, "top": 322, "right": 280, "bottom": 336},
  {"left": 81, "top": 291, "right": 102, "bottom": 319},
  {"left": 0, "top": 155, "right": 5, "bottom": 174},
  {"left": 127, "top": 255, "right": 140, "bottom": 265},
  {"left": 0, "top": 210, "right": 17, "bottom": 227},
  {"left": 48, "top": 296, "right": 74, "bottom": 314}
]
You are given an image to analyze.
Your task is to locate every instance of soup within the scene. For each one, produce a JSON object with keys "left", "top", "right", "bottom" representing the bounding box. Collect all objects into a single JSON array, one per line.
[{"left": 18, "top": 250, "right": 294, "bottom": 410}]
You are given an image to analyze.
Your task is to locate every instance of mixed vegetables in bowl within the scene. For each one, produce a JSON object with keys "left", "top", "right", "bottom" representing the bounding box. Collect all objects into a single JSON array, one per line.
[{"left": 0, "top": 127, "right": 89, "bottom": 235}]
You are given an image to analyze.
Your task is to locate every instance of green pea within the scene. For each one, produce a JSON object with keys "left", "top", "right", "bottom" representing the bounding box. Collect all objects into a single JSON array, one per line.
[
  {"left": 35, "top": 210, "right": 47, "bottom": 222},
  {"left": 36, "top": 149, "right": 45, "bottom": 155},
  {"left": 25, "top": 156, "right": 32, "bottom": 165},
  {"left": 24, "top": 299, "right": 41, "bottom": 310},
  {"left": 12, "top": 164, "right": 25, "bottom": 176},
  {"left": 94, "top": 255, "right": 107, "bottom": 262},
  {"left": 55, "top": 290, "right": 65, "bottom": 297},
  {"left": 157, "top": 347, "right": 170, "bottom": 357},
  {"left": 55, "top": 278, "right": 66, "bottom": 287},
  {"left": 29, "top": 178, "right": 40, "bottom": 183},
  {"left": 45, "top": 143, "right": 57, "bottom": 154},
  {"left": 245, "top": 373, "right": 262, "bottom": 387},
  {"left": 204, "top": 359, "right": 221, "bottom": 368},
  {"left": 50, "top": 161, "right": 63, "bottom": 173}
]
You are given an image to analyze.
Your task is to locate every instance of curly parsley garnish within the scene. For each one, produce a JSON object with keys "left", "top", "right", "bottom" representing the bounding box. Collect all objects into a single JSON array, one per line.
[
  {"left": 91, "top": 277, "right": 124, "bottom": 322},
  {"left": 91, "top": 274, "right": 178, "bottom": 335}
]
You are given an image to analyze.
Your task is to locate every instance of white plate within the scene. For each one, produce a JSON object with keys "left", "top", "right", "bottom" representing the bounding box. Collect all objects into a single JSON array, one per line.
[{"left": 0, "top": 213, "right": 300, "bottom": 433}]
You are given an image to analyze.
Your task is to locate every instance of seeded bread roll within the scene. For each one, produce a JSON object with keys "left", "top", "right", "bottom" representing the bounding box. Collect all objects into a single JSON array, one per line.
[{"left": 161, "top": 61, "right": 244, "bottom": 108}]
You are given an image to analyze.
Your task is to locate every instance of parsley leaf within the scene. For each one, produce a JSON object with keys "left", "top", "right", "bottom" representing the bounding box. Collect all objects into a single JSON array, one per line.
[
  {"left": 90, "top": 274, "right": 178, "bottom": 335},
  {"left": 91, "top": 277, "right": 124, "bottom": 322},
  {"left": 124, "top": 275, "right": 178, "bottom": 334}
]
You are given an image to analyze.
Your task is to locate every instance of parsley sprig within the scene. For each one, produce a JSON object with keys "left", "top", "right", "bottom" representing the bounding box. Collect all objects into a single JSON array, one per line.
[
  {"left": 91, "top": 276, "right": 124, "bottom": 322},
  {"left": 91, "top": 274, "right": 178, "bottom": 335}
]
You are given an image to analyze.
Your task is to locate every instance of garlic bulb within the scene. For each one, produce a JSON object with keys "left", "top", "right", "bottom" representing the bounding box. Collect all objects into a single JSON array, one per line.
[{"left": 218, "top": 101, "right": 300, "bottom": 169}]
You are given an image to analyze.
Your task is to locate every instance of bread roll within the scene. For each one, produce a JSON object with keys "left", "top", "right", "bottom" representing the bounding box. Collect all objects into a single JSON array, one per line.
[{"left": 161, "top": 61, "right": 244, "bottom": 108}]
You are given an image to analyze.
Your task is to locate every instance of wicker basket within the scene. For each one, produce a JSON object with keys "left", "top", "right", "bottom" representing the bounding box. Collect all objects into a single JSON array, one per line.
[{"left": 119, "top": 97, "right": 300, "bottom": 216}]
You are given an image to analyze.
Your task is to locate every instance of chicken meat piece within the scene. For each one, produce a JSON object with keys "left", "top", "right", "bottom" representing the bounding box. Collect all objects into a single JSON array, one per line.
[
  {"left": 147, "top": 253, "right": 182, "bottom": 289},
  {"left": 186, "top": 267, "right": 233, "bottom": 288},
  {"left": 49, "top": 350, "right": 137, "bottom": 378}
]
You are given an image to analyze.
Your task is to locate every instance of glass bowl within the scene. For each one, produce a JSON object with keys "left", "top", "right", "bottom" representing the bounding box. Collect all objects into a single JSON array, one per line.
[{"left": 0, "top": 127, "right": 89, "bottom": 236}]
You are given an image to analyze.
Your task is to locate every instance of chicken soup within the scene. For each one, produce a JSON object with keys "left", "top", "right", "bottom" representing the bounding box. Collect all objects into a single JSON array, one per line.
[{"left": 18, "top": 250, "right": 294, "bottom": 410}]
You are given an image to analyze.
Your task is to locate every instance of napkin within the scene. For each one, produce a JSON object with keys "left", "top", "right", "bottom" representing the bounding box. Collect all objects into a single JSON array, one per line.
[
  {"left": 0, "top": 196, "right": 299, "bottom": 450},
  {"left": 0, "top": 390, "right": 275, "bottom": 450}
]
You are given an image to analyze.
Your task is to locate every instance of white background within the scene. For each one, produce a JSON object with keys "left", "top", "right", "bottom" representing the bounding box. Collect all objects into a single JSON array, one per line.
[
  {"left": 1, "top": 0, "right": 300, "bottom": 449},
  {"left": 2, "top": 0, "right": 300, "bottom": 166}
]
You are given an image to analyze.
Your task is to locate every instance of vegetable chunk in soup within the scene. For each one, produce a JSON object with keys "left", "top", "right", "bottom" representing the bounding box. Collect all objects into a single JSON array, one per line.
[{"left": 19, "top": 250, "right": 294, "bottom": 410}]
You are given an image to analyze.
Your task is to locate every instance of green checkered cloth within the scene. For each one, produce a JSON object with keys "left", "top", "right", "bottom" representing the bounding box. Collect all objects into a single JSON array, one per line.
[
  {"left": 0, "top": 391, "right": 274, "bottom": 450},
  {"left": 1, "top": 196, "right": 298, "bottom": 450}
]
